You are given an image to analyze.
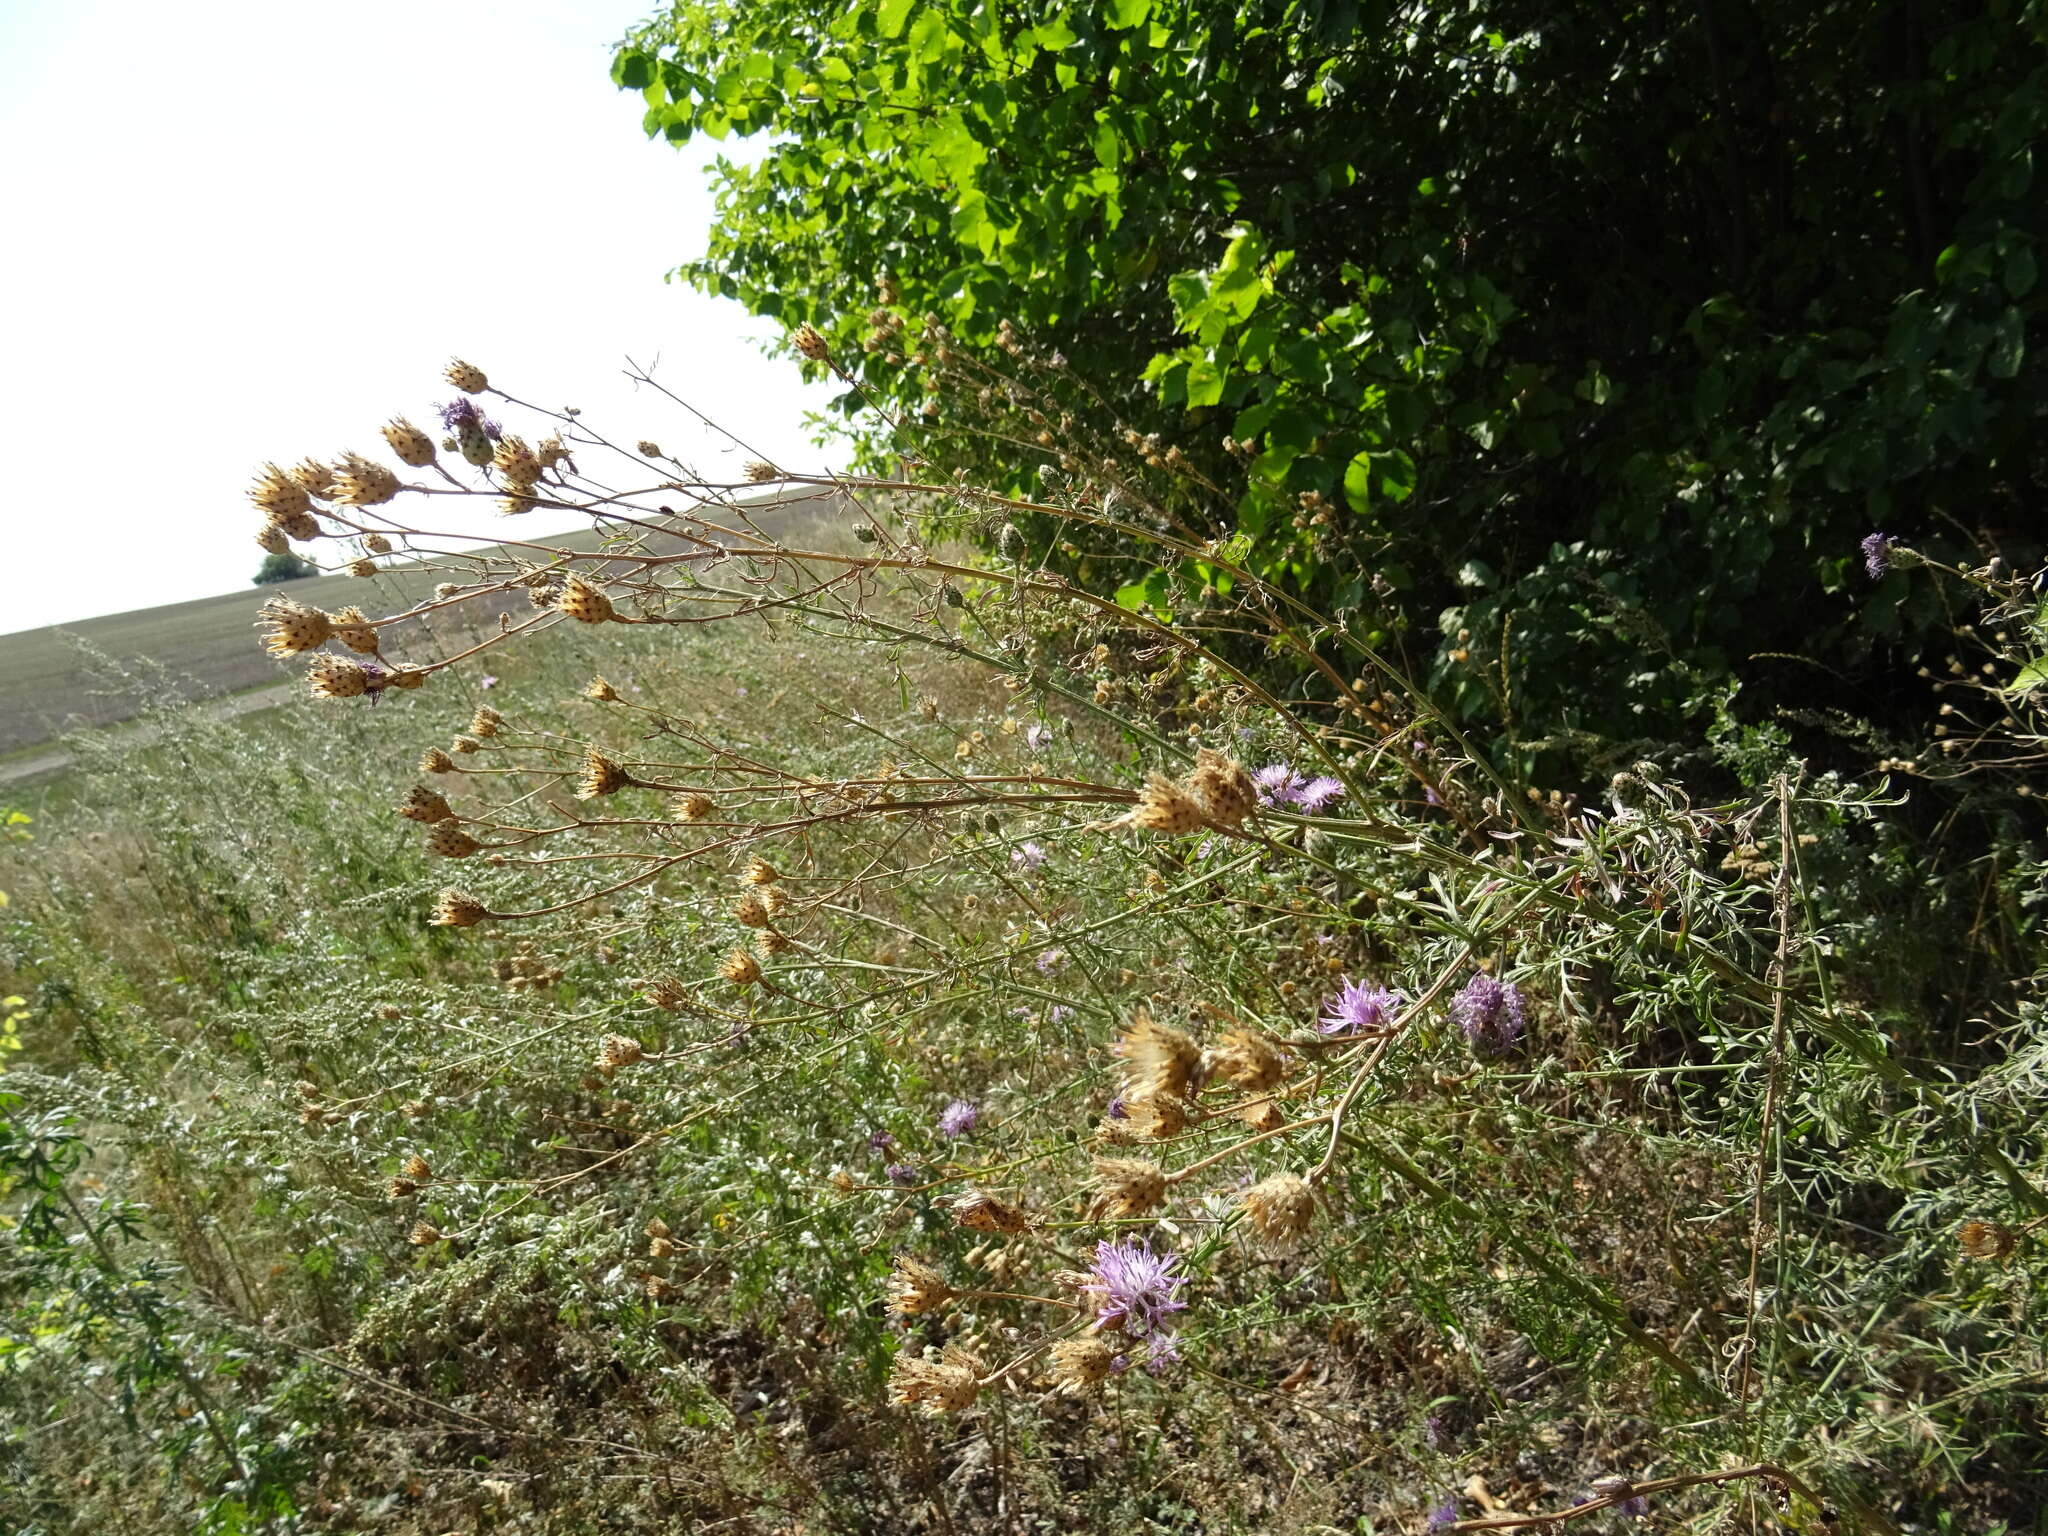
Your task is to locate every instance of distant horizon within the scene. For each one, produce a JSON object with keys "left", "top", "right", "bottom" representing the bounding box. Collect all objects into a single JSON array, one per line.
[{"left": 0, "top": 0, "right": 837, "bottom": 635}]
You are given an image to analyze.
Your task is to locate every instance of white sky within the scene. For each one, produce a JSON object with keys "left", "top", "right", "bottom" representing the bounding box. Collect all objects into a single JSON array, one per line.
[{"left": 0, "top": 0, "right": 836, "bottom": 635}]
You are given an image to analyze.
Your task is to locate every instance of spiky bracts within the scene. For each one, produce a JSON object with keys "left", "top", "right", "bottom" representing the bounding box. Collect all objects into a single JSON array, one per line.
[
  {"left": 555, "top": 574, "right": 616, "bottom": 624},
  {"left": 1117, "top": 749, "right": 1261, "bottom": 835},
  {"left": 397, "top": 785, "right": 454, "bottom": 824},
  {"left": 576, "top": 749, "right": 631, "bottom": 800},
  {"left": 381, "top": 417, "right": 437, "bottom": 467},
  {"left": 305, "top": 654, "right": 372, "bottom": 699},
  {"left": 431, "top": 889, "right": 489, "bottom": 927},
  {"left": 249, "top": 461, "right": 311, "bottom": 524},
  {"left": 256, "top": 596, "right": 332, "bottom": 657},
  {"left": 1089, "top": 1157, "right": 1168, "bottom": 1220},
  {"left": 444, "top": 358, "right": 488, "bottom": 393},
  {"left": 327, "top": 450, "right": 400, "bottom": 508},
  {"left": 1049, "top": 1337, "right": 1119, "bottom": 1396},
  {"left": 426, "top": 823, "right": 482, "bottom": 859},
  {"left": 889, "top": 1346, "right": 981, "bottom": 1414},
  {"left": 886, "top": 1255, "right": 956, "bottom": 1317},
  {"left": 1240, "top": 1172, "right": 1315, "bottom": 1250}
]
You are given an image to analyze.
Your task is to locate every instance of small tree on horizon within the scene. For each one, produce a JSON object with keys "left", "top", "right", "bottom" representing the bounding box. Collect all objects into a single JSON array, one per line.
[{"left": 252, "top": 550, "right": 318, "bottom": 585}]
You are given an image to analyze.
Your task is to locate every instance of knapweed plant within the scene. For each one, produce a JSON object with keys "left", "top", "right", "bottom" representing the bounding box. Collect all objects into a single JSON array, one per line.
[{"left": 11, "top": 327, "right": 2040, "bottom": 1533}]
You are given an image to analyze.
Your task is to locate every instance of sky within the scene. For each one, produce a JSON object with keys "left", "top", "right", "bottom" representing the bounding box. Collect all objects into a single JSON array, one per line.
[{"left": 0, "top": 0, "right": 836, "bottom": 635}]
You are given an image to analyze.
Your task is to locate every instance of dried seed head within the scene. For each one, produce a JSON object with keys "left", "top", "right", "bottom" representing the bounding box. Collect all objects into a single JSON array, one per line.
[
  {"left": 1186, "top": 748, "right": 1258, "bottom": 829},
  {"left": 330, "top": 605, "right": 381, "bottom": 654},
  {"left": 733, "top": 891, "right": 771, "bottom": 928},
  {"left": 674, "top": 793, "right": 714, "bottom": 822},
  {"left": 420, "top": 747, "right": 457, "bottom": 774},
  {"left": 535, "top": 434, "right": 573, "bottom": 469},
  {"left": 742, "top": 857, "right": 777, "bottom": 886},
  {"left": 719, "top": 946, "right": 763, "bottom": 987},
  {"left": 1209, "top": 1029, "right": 1285, "bottom": 1093},
  {"left": 918, "top": 694, "right": 940, "bottom": 720},
  {"left": 1049, "top": 1336, "right": 1118, "bottom": 1396},
  {"left": 249, "top": 461, "right": 312, "bottom": 523},
  {"left": 1119, "top": 1015, "right": 1204, "bottom": 1102},
  {"left": 1089, "top": 1157, "right": 1168, "bottom": 1220},
  {"left": 1240, "top": 1172, "right": 1315, "bottom": 1249},
  {"left": 1122, "top": 1093, "right": 1188, "bottom": 1141},
  {"left": 636, "top": 440, "right": 662, "bottom": 458},
  {"left": 431, "top": 888, "right": 489, "bottom": 927},
  {"left": 889, "top": 1345, "right": 982, "bottom": 1413},
  {"left": 397, "top": 785, "right": 454, "bottom": 824},
  {"left": 744, "top": 460, "right": 778, "bottom": 482},
  {"left": 585, "top": 675, "right": 620, "bottom": 702},
  {"left": 1237, "top": 1100, "right": 1285, "bottom": 1134},
  {"left": 382, "top": 417, "right": 438, "bottom": 467},
  {"left": 452, "top": 735, "right": 482, "bottom": 754},
  {"left": 256, "top": 596, "right": 333, "bottom": 657},
  {"left": 328, "top": 450, "right": 401, "bottom": 507},
  {"left": 886, "top": 1255, "right": 956, "bottom": 1316},
  {"left": 645, "top": 974, "right": 690, "bottom": 1012},
  {"left": 951, "top": 1190, "right": 1033, "bottom": 1235},
  {"left": 597, "top": 1033, "right": 645, "bottom": 1071},
  {"left": 402, "top": 1154, "right": 433, "bottom": 1183},
  {"left": 255, "top": 525, "right": 289, "bottom": 556},
  {"left": 290, "top": 458, "right": 334, "bottom": 498},
  {"left": 556, "top": 573, "right": 616, "bottom": 624},
  {"left": 792, "top": 323, "right": 830, "bottom": 361},
  {"left": 646, "top": 1216, "right": 671, "bottom": 1240},
  {"left": 306, "top": 654, "right": 371, "bottom": 699},
  {"left": 470, "top": 706, "right": 501, "bottom": 737},
  {"left": 349, "top": 558, "right": 378, "bottom": 578},
  {"left": 1958, "top": 1219, "right": 2019, "bottom": 1262},
  {"left": 757, "top": 929, "right": 795, "bottom": 957},
  {"left": 427, "top": 823, "right": 482, "bottom": 859},
  {"left": 760, "top": 884, "right": 790, "bottom": 918},
  {"left": 387, "top": 1176, "right": 419, "bottom": 1199},
  {"left": 408, "top": 1221, "right": 443, "bottom": 1247},
  {"left": 494, "top": 434, "right": 539, "bottom": 488},
  {"left": 445, "top": 358, "right": 488, "bottom": 393},
  {"left": 577, "top": 748, "right": 631, "bottom": 799},
  {"left": 363, "top": 533, "right": 392, "bottom": 555},
  {"left": 1128, "top": 772, "right": 1207, "bottom": 835}
]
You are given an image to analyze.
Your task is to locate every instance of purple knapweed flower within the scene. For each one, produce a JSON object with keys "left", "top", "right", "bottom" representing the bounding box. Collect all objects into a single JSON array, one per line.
[
  {"left": 1105, "top": 1096, "right": 1128, "bottom": 1120},
  {"left": 1141, "top": 1332, "right": 1182, "bottom": 1374},
  {"left": 1450, "top": 972, "right": 1526, "bottom": 1055},
  {"left": 1254, "top": 763, "right": 1307, "bottom": 805},
  {"left": 1423, "top": 1412, "right": 1448, "bottom": 1451},
  {"left": 885, "top": 1162, "right": 918, "bottom": 1186},
  {"left": 1025, "top": 722, "right": 1053, "bottom": 751},
  {"left": 1036, "top": 946, "right": 1065, "bottom": 974},
  {"left": 1012, "top": 840, "right": 1047, "bottom": 871},
  {"left": 1618, "top": 1497, "right": 1649, "bottom": 1518},
  {"left": 1320, "top": 977, "right": 1404, "bottom": 1035},
  {"left": 1861, "top": 531, "right": 1894, "bottom": 579},
  {"left": 867, "top": 1129, "right": 896, "bottom": 1154},
  {"left": 936, "top": 1099, "right": 980, "bottom": 1139},
  {"left": 439, "top": 398, "right": 482, "bottom": 432},
  {"left": 1083, "top": 1238, "right": 1188, "bottom": 1339},
  {"left": 1426, "top": 1498, "right": 1460, "bottom": 1534},
  {"left": 1294, "top": 775, "right": 1345, "bottom": 813},
  {"left": 1047, "top": 1004, "right": 1075, "bottom": 1024},
  {"left": 479, "top": 674, "right": 499, "bottom": 690}
]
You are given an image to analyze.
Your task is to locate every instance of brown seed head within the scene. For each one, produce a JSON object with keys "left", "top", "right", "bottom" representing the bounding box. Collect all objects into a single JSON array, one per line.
[
  {"left": 1118, "top": 1015, "right": 1204, "bottom": 1102},
  {"left": 290, "top": 458, "right": 334, "bottom": 498},
  {"left": 431, "top": 888, "right": 489, "bottom": 927},
  {"left": 733, "top": 891, "right": 771, "bottom": 928},
  {"left": 277, "top": 510, "right": 321, "bottom": 543},
  {"left": 445, "top": 358, "right": 488, "bottom": 393},
  {"left": 397, "top": 785, "right": 454, "bottom": 824},
  {"left": 744, "top": 460, "right": 778, "bottom": 482},
  {"left": 382, "top": 417, "right": 437, "bottom": 467},
  {"left": 306, "top": 654, "right": 371, "bottom": 699},
  {"left": 1089, "top": 1157, "right": 1168, "bottom": 1220},
  {"left": 1240, "top": 1171, "right": 1315, "bottom": 1249},
  {"left": 401, "top": 1154, "right": 433, "bottom": 1183},
  {"left": 362, "top": 533, "right": 392, "bottom": 555},
  {"left": 792, "top": 323, "right": 830, "bottom": 361},
  {"left": 719, "top": 946, "right": 763, "bottom": 987},
  {"left": 644, "top": 974, "right": 690, "bottom": 1011},
  {"left": 420, "top": 747, "right": 456, "bottom": 774},
  {"left": 636, "top": 440, "right": 662, "bottom": 458},
  {"left": 1186, "top": 748, "right": 1258, "bottom": 829},
  {"left": 493, "top": 434, "right": 539, "bottom": 488},
  {"left": 1049, "top": 1336, "right": 1118, "bottom": 1396},
  {"left": 1209, "top": 1029, "right": 1285, "bottom": 1093},
  {"left": 255, "top": 526, "right": 289, "bottom": 556},
  {"left": 556, "top": 573, "right": 616, "bottom": 624},
  {"left": 886, "top": 1255, "right": 957, "bottom": 1317},
  {"left": 757, "top": 929, "right": 795, "bottom": 957},
  {"left": 249, "top": 461, "right": 312, "bottom": 523},
  {"left": 577, "top": 748, "right": 631, "bottom": 800},
  {"left": 585, "top": 675, "right": 620, "bottom": 703},
  {"left": 760, "top": 884, "right": 790, "bottom": 918},
  {"left": 1237, "top": 1100, "right": 1285, "bottom": 1134},
  {"left": 951, "top": 1190, "right": 1033, "bottom": 1235},
  {"left": 408, "top": 1221, "right": 443, "bottom": 1247},
  {"left": 469, "top": 706, "right": 501, "bottom": 737},
  {"left": 256, "top": 596, "right": 333, "bottom": 657},
  {"left": 386, "top": 1176, "right": 419, "bottom": 1199},
  {"left": 349, "top": 558, "right": 378, "bottom": 578},
  {"left": 535, "top": 434, "right": 573, "bottom": 469},
  {"left": 452, "top": 735, "right": 481, "bottom": 754},
  {"left": 330, "top": 605, "right": 381, "bottom": 654},
  {"left": 427, "top": 823, "right": 482, "bottom": 859},
  {"left": 597, "top": 1033, "right": 645, "bottom": 1071},
  {"left": 1122, "top": 1093, "right": 1189, "bottom": 1141},
  {"left": 742, "top": 856, "right": 777, "bottom": 886},
  {"left": 889, "top": 1345, "right": 982, "bottom": 1414},
  {"left": 328, "top": 450, "right": 401, "bottom": 508},
  {"left": 1128, "top": 772, "right": 1207, "bottom": 835},
  {"left": 1959, "top": 1219, "right": 2019, "bottom": 1262},
  {"left": 674, "top": 793, "right": 714, "bottom": 823}
]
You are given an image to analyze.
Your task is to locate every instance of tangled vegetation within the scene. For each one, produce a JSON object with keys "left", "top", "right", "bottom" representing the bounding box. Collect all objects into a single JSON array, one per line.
[{"left": 3, "top": 337, "right": 2045, "bottom": 1534}]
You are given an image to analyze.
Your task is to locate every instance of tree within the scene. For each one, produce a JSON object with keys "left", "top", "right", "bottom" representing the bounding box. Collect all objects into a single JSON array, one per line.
[
  {"left": 253, "top": 550, "right": 318, "bottom": 585},
  {"left": 615, "top": 0, "right": 2046, "bottom": 779}
]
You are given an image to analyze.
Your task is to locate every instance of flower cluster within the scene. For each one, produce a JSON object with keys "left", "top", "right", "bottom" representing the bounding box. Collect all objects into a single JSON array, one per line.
[
  {"left": 1254, "top": 762, "right": 1345, "bottom": 813},
  {"left": 1450, "top": 972, "right": 1526, "bottom": 1055}
]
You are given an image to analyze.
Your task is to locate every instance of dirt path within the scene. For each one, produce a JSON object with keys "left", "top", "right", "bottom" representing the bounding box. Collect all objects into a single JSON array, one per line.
[{"left": 0, "top": 681, "right": 300, "bottom": 788}]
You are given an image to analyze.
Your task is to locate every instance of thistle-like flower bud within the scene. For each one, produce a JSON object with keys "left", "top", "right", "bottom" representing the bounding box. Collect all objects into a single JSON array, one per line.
[
  {"left": 470, "top": 706, "right": 501, "bottom": 738},
  {"left": 1208, "top": 1029, "right": 1285, "bottom": 1094},
  {"left": 760, "top": 885, "right": 789, "bottom": 918},
  {"left": 389, "top": 666, "right": 428, "bottom": 691},
  {"left": 585, "top": 676, "right": 620, "bottom": 703},
  {"left": 401, "top": 1154, "right": 433, "bottom": 1183},
  {"left": 744, "top": 460, "right": 779, "bottom": 482},
  {"left": 249, "top": 461, "right": 311, "bottom": 523},
  {"left": 555, "top": 574, "right": 616, "bottom": 624},
  {"left": 398, "top": 785, "right": 454, "bottom": 824},
  {"left": 363, "top": 533, "right": 392, "bottom": 555},
  {"left": 382, "top": 417, "right": 437, "bottom": 468},
  {"left": 597, "top": 1033, "right": 645, "bottom": 1072},
  {"left": 277, "top": 510, "right": 321, "bottom": 543},
  {"left": 742, "top": 857, "right": 777, "bottom": 886},
  {"left": 387, "top": 1176, "right": 419, "bottom": 1199},
  {"left": 950, "top": 1190, "right": 1033, "bottom": 1235},
  {"left": 290, "top": 458, "right": 334, "bottom": 498},
  {"left": 408, "top": 1221, "right": 443, "bottom": 1246},
  {"left": 256, "top": 526, "right": 290, "bottom": 556},
  {"left": 330, "top": 606, "right": 380, "bottom": 654},
  {"left": 636, "top": 440, "right": 662, "bottom": 458},
  {"left": 1126, "top": 772, "right": 1207, "bottom": 835},
  {"left": 535, "top": 434, "right": 573, "bottom": 469},
  {"left": 733, "top": 891, "right": 771, "bottom": 928},
  {"left": 306, "top": 654, "right": 371, "bottom": 699},
  {"left": 757, "top": 929, "right": 794, "bottom": 957},
  {"left": 256, "top": 596, "right": 334, "bottom": 657},
  {"left": 452, "top": 735, "right": 481, "bottom": 753},
  {"left": 427, "top": 823, "right": 482, "bottom": 859},
  {"left": 328, "top": 450, "right": 400, "bottom": 508},
  {"left": 1118, "top": 1015, "right": 1204, "bottom": 1102},
  {"left": 997, "top": 522, "right": 1025, "bottom": 560},
  {"left": 792, "top": 323, "right": 830, "bottom": 361},
  {"left": 577, "top": 749, "right": 630, "bottom": 799},
  {"left": 350, "top": 558, "right": 378, "bottom": 578},
  {"left": 420, "top": 747, "right": 456, "bottom": 774},
  {"left": 445, "top": 358, "right": 488, "bottom": 393},
  {"left": 1185, "top": 748, "right": 1257, "bottom": 829},
  {"left": 430, "top": 888, "right": 488, "bottom": 926},
  {"left": 1049, "top": 1337, "right": 1118, "bottom": 1396},
  {"left": 494, "top": 434, "right": 539, "bottom": 488},
  {"left": 673, "top": 793, "right": 714, "bottom": 822},
  {"left": 1959, "top": 1219, "right": 2019, "bottom": 1261}
]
